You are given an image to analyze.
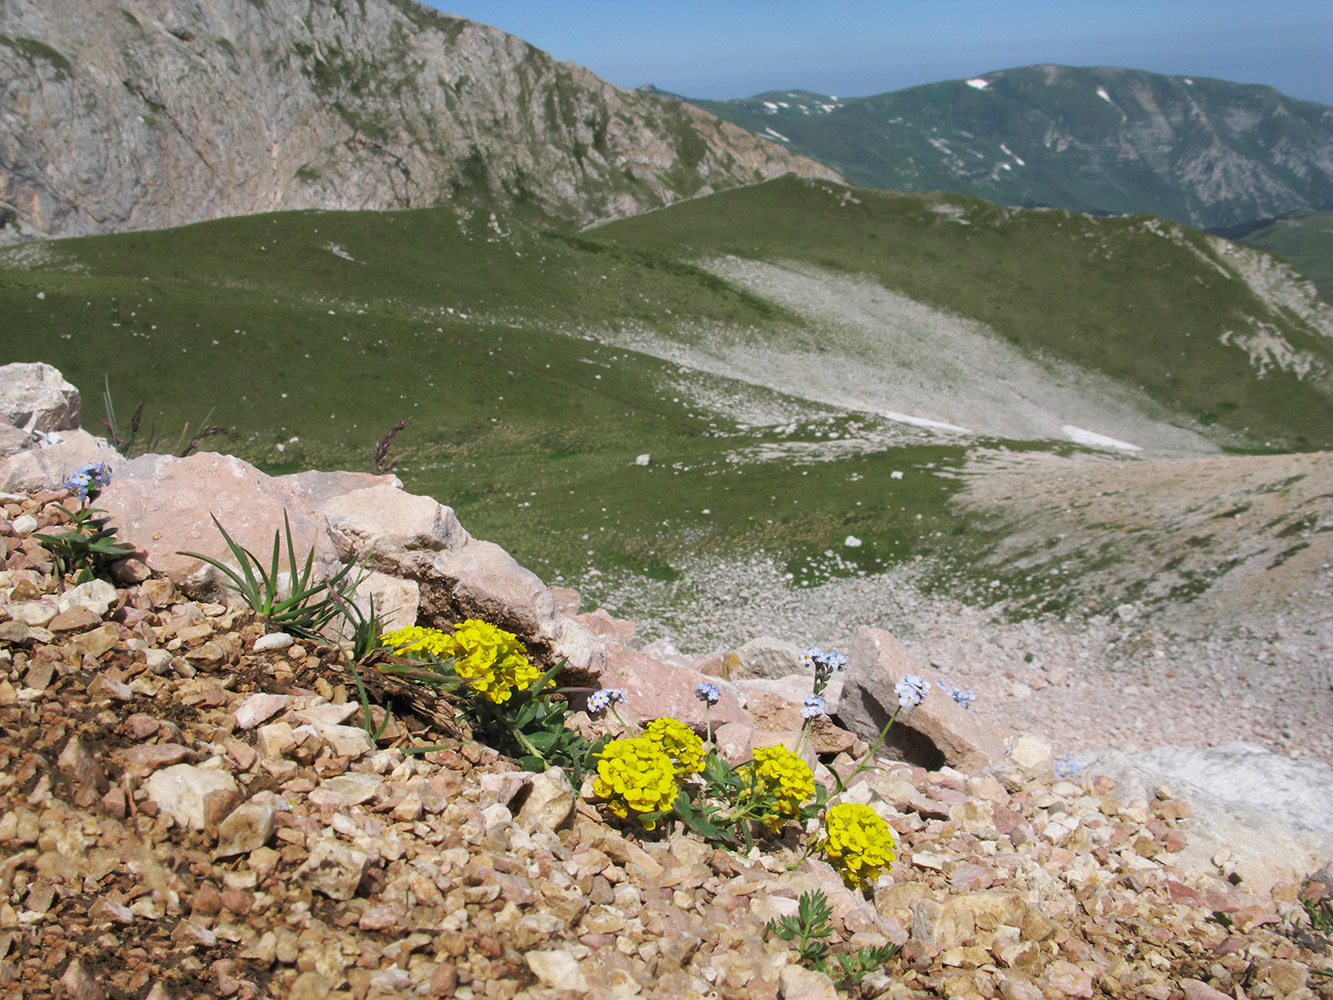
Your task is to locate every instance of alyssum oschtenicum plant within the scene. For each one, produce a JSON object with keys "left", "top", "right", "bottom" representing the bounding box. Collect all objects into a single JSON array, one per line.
[
  {"left": 586, "top": 645, "right": 939, "bottom": 893},
  {"left": 34, "top": 463, "right": 136, "bottom": 590},
  {"left": 586, "top": 681, "right": 828, "bottom": 850},
  {"left": 376, "top": 621, "right": 609, "bottom": 779}
]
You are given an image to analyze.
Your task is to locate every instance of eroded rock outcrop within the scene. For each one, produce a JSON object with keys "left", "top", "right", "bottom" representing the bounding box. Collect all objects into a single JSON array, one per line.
[{"left": 0, "top": 0, "right": 840, "bottom": 243}]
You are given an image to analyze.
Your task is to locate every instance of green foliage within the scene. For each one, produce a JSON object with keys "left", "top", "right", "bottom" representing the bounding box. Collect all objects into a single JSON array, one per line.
[
  {"left": 1231, "top": 210, "right": 1333, "bottom": 303},
  {"left": 101, "top": 377, "right": 226, "bottom": 458},
  {"left": 670, "top": 748, "right": 829, "bottom": 851},
  {"left": 4, "top": 182, "right": 1331, "bottom": 628},
  {"left": 371, "top": 625, "right": 609, "bottom": 778},
  {"left": 816, "top": 941, "right": 902, "bottom": 989},
  {"left": 470, "top": 663, "right": 609, "bottom": 779},
  {"left": 178, "top": 512, "right": 356, "bottom": 638},
  {"left": 766, "top": 890, "right": 900, "bottom": 989},
  {"left": 1297, "top": 880, "right": 1333, "bottom": 938},
  {"left": 597, "top": 176, "right": 1333, "bottom": 453},
  {"left": 326, "top": 589, "right": 383, "bottom": 665},
  {"left": 34, "top": 507, "right": 135, "bottom": 589},
  {"left": 766, "top": 890, "right": 833, "bottom": 965},
  {"left": 0, "top": 35, "right": 73, "bottom": 79}
]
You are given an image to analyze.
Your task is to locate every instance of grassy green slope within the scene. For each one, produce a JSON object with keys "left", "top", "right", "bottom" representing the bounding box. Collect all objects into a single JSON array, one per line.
[
  {"left": 2, "top": 180, "right": 1330, "bottom": 622},
  {"left": 593, "top": 177, "right": 1333, "bottom": 451},
  {"left": 1231, "top": 211, "right": 1333, "bottom": 303},
  {"left": 0, "top": 205, "right": 970, "bottom": 592}
]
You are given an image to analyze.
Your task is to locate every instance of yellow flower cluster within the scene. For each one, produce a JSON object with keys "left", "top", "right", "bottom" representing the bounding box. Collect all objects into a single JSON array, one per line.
[
  {"left": 592, "top": 737, "right": 679, "bottom": 829},
  {"left": 817, "top": 802, "right": 898, "bottom": 890},
  {"left": 643, "top": 717, "right": 705, "bottom": 775},
  {"left": 378, "top": 624, "right": 455, "bottom": 658},
  {"left": 379, "top": 619, "right": 545, "bottom": 704},
  {"left": 737, "top": 745, "right": 815, "bottom": 831}
]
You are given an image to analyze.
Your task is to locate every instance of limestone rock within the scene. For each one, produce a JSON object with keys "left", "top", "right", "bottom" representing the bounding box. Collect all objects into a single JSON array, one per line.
[
  {"left": 0, "top": 429, "right": 121, "bottom": 495},
  {"left": 143, "top": 764, "right": 239, "bottom": 831},
  {"left": 97, "top": 452, "right": 343, "bottom": 600},
  {"left": 778, "top": 964, "right": 840, "bottom": 1000},
  {"left": 59, "top": 957, "right": 106, "bottom": 1000},
  {"left": 305, "top": 722, "right": 374, "bottom": 759},
  {"left": 596, "top": 644, "right": 752, "bottom": 733},
  {"left": 524, "top": 950, "right": 589, "bottom": 992},
  {"left": 1082, "top": 748, "right": 1333, "bottom": 893},
  {"left": 0, "top": 362, "right": 80, "bottom": 433},
  {"left": 841, "top": 626, "right": 1009, "bottom": 773},
  {"left": 252, "top": 633, "right": 294, "bottom": 653},
  {"left": 233, "top": 693, "right": 290, "bottom": 730},
  {"left": 55, "top": 579, "right": 118, "bottom": 618},
  {"left": 574, "top": 607, "right": 639, "bottom": 648},
  {"left": 516, "top": 768, "right": 576, "bottom": 833},
  {"left": 319, "top": 480, "right": 604, "bottom": 672},
  {"left": 731, "top": 636, "right": 804, "bottom": 680},
  {"left": 56, "top": 734, "right": 107, "bottom": 798},
  {"left": 0, "top": 0, "right": 839, "bottom": 245},
  {"left": 296, "top": 839, "right": 370, "bottom": 900},
  {"left": 213, "top": 801, "right": 277, "bottom": 859},
  {"left": 737, "top": 674, "right": 845, "bottom": 715}
]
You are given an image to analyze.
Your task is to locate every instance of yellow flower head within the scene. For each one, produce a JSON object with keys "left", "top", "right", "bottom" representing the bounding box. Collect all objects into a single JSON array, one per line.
[
  {"left": 737, "top": 745, "right": 816, "bottom": 831},
  {"left": 379, "top": 619, "right": 545, "bottom": 704},
  {"left": 643, "top": 717, "right": 705, "bottom": 776},
  {"left": 817, "top": 802, "right": 898, "bottom": 891},
  {"left": 592, "top": 736, "right": 679, "bottom": 829},
  {"left": 379, "top": 624, "right": 454, "bottom": 658}
]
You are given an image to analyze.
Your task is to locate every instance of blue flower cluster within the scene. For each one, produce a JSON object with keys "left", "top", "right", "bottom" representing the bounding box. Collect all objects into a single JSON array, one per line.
[
  {"left": 801, "top": 646, "right": 847, "bottom": 680},
  {"left": 694, "top": 681, "right": 721, "bottom": 706},
  {"left": 1054, "top": 753, "right": 1083, "bottom": 779},
  {"left": 937, "top": 681, "right": 976, "bottom": 709},
  {"left": 894, "top": 674, "right": 929, "bottom": 709},
  {"left": 63, "top": 462, "right": 112, "bottom": 502},
  {"left": 586, "top": 688, "right": 627, "bottom": 716},
  {"left": 802, "top": 694, "right": 826, "bottom": 719}
]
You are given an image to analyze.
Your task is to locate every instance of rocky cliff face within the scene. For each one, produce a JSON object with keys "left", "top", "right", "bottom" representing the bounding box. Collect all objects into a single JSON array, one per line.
[
  {"left": 0, "top": 0, "right": 839, "bottom": 242},
  {"left": 690, "top": 65, "right": 1333, "bottom": 231}
]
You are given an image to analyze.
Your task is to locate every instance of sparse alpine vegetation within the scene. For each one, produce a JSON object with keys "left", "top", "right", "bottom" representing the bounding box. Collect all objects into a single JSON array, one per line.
[{"left": 2, "top": 176, "right": 1331, "bottom": 638}]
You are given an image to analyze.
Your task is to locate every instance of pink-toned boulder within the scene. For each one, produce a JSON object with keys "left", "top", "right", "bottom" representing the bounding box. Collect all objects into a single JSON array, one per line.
[
  {"left": 744, "top": 689, "right": 804, "bottom": 732},
  {"left": 549, "top": 587, "right": 581, "bottom": 616},
  {"left": 840, "top": 627, "right": 1009, "bottom": 774},
  {"left": 319, "top": 482, "right": 468, "bottom": 573},
  {"left": 98, "top": 452, "right": 348, "bottom": 598},
  {"left": 574, "top": 608, "right": 639, "bottom": 649},
  {"left": 595, "top": 645, "right": 752, "bottom": 734},
  {"left": 101, "top": 453, "right": 608, "bottom": 673}
]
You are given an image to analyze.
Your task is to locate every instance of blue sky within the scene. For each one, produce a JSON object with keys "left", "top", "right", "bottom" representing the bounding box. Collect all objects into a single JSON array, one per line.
[{"left": 422, "top": 1, "right": 1333, "bottom": 105}]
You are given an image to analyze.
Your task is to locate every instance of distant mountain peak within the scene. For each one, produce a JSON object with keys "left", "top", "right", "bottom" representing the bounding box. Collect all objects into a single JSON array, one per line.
[{"left": 688, "top": 64, "right": 1333, "bottom": 231}]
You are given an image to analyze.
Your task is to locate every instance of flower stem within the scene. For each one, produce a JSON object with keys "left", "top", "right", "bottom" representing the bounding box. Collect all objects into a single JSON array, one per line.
[
  {"left": 506, "top": 718, "right": 543, "bottom": 760},
  {"left": 832, "top": 705, "right": 902, "bottom": 794}
]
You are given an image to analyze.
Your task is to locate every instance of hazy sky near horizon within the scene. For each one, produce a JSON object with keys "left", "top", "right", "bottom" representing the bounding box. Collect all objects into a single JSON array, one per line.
[{"left": 423, "top": 1, "right": 1333, "bottom": 106}]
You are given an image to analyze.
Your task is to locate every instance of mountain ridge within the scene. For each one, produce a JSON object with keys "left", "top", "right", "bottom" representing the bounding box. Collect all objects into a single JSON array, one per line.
[
  {"left": 684, "top": 64, "right": 1333, "bottom": 232},
  {"left": 0, "top": 0, "right": 838, "bottom": 243}
]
